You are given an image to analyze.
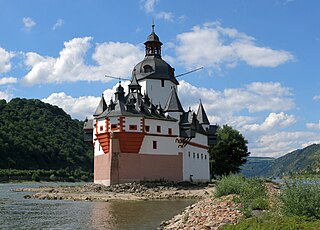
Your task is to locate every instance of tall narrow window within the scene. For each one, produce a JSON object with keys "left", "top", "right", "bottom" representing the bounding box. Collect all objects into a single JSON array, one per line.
[
  {"left": 157, "top": 125, "right": 161, "bottom": 133},
  {"left": 168, "top": 128, "right": 172, "bottom": 135},
  {"left": 145, "top": 125, "right": 150, "bottom": 132},
  {"left": 153, "top": 141, "right": 157, "bottom": 149}
]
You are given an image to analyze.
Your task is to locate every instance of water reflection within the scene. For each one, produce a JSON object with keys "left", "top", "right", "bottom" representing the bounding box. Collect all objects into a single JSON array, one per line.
[{"left": 0, "top": 183, "right": 194, "bottom": 230}]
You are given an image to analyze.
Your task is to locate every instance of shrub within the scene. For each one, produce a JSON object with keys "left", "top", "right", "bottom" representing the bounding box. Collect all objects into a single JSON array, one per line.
[
  {"left": 215, "top": 174, "right": 246, "bottom": 197},
  {"left": 215, "top": 174, "right": 268, "bottom": 217},
  {"left": 280, "top": 180, "right": 320, "bottom": 219},
  {"left": 32, "top": 172, "right": 40, "bottom": 182}
]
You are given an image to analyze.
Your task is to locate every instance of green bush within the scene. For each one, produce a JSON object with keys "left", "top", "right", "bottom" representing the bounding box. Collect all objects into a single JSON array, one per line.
[
  {"left": 215, "top": 174, "right": 268, "bottom": 217},
  {"left": 280, "top": 180, "right": 320, "bottom": 219},
  {"left": 221, "top": 214, "right": 320, "bottom": 230},
  {"left": 32, "top": 172, "right": 40, "bottom": 182},
  {"left": 215, "top": 174, "right": 247, "bottom": 197}
]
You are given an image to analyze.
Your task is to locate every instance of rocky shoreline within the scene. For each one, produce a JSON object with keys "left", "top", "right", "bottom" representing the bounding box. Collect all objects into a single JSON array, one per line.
[
  {"left": 158, "top": 195, "right": 242, "bottom": 230},
  {"left": 14, "top": 181, "right": 213, "bottom": 201}
]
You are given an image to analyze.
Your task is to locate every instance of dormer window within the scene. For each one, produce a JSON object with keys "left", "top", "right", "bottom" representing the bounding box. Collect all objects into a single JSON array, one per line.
[{"left": 143, "top": 65, "right": 153, "bottom": 73}]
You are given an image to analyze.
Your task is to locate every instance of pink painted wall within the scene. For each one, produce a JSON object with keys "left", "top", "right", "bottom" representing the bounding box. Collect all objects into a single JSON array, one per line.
[{"left": 94, "top": 154, "right": 111, "bottom": 181}]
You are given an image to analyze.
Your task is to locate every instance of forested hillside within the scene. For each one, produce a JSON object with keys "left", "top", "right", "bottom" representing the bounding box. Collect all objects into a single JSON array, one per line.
[
  {"left": 241, "top": 144, "right": 320, "bottom": 178},
  {"left": 0, "top": 98, "right": 92, "bottom": 172}
]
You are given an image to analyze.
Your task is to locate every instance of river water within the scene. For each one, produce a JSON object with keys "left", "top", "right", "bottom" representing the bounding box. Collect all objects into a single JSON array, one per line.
[{"left": 0, "top": 182, "right": 194, "bottom": 230}]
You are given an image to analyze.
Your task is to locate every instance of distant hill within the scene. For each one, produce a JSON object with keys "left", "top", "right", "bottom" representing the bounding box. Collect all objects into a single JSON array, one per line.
[
  {"left": 240, "top": 157, "right": 275, "bottom": 177},
  {"left": 0, "top": 98, "right": 92, "bottom": 172},
  {"left": 241, "top": 144, "right": 320, "bottom": 177}
]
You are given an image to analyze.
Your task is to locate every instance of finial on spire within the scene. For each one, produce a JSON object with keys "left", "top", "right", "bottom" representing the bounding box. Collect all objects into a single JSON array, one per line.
[{"left": 152, "top": 18, "right": 155, "bottom": 33}]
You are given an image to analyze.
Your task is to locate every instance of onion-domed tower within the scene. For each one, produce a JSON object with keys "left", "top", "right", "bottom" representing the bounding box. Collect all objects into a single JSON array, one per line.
[{"left": 132, "top": 24, "right": 178, "bottom": 107}]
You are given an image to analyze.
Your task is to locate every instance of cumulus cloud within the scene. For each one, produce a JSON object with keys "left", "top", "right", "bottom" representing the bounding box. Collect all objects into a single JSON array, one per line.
[
  {"left": 0, "top": 90, "right": 13, "bottom": 101},
  {"left": 306, "top": 121, "right": 320, "bottom": 130},
  {"left": 22, "top": 17, "right": 36, "bottom": 31},
  {"left": 52, "top": 18, "right": 64, "bottom": 30},
  {"left": 243, "top": 112, "right": 296, "bottom": 132},
  {"left": 42, "top": 81, "right": 131, "bottom": 120},
  {"left": 0, "top": 77, "right": 17, "bottom": 85},
  {"left": 156, "top": 12, "right": 174, "bottom": 21},
  {"left": 141, "top": 0, "right": 158, "bottom": 13},
  {"left": 250, "top": 131, "right": 320, "bottom": 158},
  {"left": 176, "top": 22, "right": 294, "bottom": 70},
  {"left": 22, "top": 37, "right": 144, "bottom": 85},
  {"left": 178, "top": 80, "right": 294, "bottom": 121},
  {"left": 42, "top": 92, "right": 100, "bottom": 120},
  {"left": 0, "top": 47, "right": 15, "bottom": 73}
]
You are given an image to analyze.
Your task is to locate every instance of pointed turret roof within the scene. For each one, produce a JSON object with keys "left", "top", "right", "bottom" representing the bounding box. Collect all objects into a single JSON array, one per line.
[
  {"left": 129, "top": 73, "right": 141, "bottom": 92},
  {"left": 164, "top": 88, "right": 184, "bottom": 112},
  {"left": 196, "top": 100, "right": 210, "bottom": 124},
  {"left": 93, "top": 94, "right": 107, "bottom": 117}
]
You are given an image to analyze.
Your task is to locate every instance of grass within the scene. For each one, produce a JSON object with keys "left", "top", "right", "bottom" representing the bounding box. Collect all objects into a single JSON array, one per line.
[
  {"left": 215, "top": 174, "right": 268, "bottom": 217},
  {"left": 218, "top": 175, "right": 320, "bottom": 229},
  {"left": 280, "top": 180, "right": 320, "bottom": 219}
]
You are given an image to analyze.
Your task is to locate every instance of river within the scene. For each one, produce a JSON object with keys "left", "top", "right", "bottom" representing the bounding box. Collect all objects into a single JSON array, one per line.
[{"left": 0, "top": 182, "right": 194, "bottom": 230}]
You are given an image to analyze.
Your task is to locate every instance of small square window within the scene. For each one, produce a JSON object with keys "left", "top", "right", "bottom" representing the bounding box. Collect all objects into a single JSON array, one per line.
[
  {"left": 153, "top": 141, "right": 157, "bottom": 149},
  {"left": 157, "top": 126, "right": 161, "bottom": 133},
  {"left": 100, "top": 126, "right": 103, "bottom": 131},
  {"left": 168, "top": 128, "right": 172, "bottom": 135},
  {"left": 111, "top": 124, "right": 117, "bottom": 130},
  {"left": 129, "top": 125, "right": 137, "bottom": 130},
  {"left": 145, "top": 126, "right": 150, "bottom": 132}
]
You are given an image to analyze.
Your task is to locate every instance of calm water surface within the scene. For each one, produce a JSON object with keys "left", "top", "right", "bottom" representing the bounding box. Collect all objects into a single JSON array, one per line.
[{"left": 0, "top": 182, "right": 194, "bottom": 230}]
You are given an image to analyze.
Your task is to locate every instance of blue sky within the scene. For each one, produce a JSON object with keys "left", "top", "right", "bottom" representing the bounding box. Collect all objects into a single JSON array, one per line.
[{"left": 0, "top": 0, "right": 319, "bottom": 158}]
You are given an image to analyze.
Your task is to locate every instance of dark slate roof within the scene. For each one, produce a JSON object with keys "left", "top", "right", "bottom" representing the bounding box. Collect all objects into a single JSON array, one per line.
[
  {"left": 132, "top": 56, "right": 178, "bottom": 85},
  {"left": 145, "top": 24, "right": 162, "bottom": 44},
  {"left": 128, "top": 74, "right": 141, "bottom": 91},
  {"left": 93, "top": 95, "right": 107, "bottom": 117},
  {"left": 164, "top": 88, "right": 184, "bottom": 112},
  {"left": 196, "top": 101, "right": 210, "bottom": 125}
]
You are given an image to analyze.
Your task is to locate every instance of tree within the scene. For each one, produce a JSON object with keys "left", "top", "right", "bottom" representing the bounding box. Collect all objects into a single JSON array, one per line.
[{"left": 209, "top": 125, "right": 250, "bottom": 177}]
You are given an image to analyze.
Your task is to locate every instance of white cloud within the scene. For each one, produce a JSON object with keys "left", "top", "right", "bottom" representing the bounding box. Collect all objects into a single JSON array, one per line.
[
  {"left": 156, "top": 12, "right": 174, "bottom": 21},
  {"left": 178, "top": 80, "right": 294, "bottom": 120},
  {"left": 0, "top": 91, "right": 13, "bottom": 101},
  {"left": 0, "top": 47, "right": 15, "bottom": 73},
  {"left": 141, "top": 0, "right": 158, "bottom": 13},
  {"left": 0, "top": 77, "right": 17, "bottom": 85},
  {"left": 176, "top": 22, "right": 294, "bottom": 70},
  {"left": 313, "top": 95, "right": 320, "bottom": 101},
  {"left": 22, "top": 17, "right": 36, "bottom": 31},
  {"left": 42, "top": 92, "right": 100, "bottom": 120},
  {"left": 243, "top": 112, "right": 296, "bottom": 132},
  {"left": 22, "top": 37, "right": 144, "bottom": 85},
  {"left": 42, "top": 81, "right": 131, "bottom": 120},
  {"left": 52, "top": 18, "right": 64, "bottom": 30},
  {"left": 306, "top": 121, "right": 320, "bottom": 130},
  {"left": 250, "top": 131, "right": 320, "bottom": 158}
]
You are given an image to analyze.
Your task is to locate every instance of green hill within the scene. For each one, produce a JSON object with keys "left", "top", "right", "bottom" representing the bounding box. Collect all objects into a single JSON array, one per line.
[
  {"left": 240, "top": 157, "right": 275, "bottom": 177},
  {"left": 263, "top": 144, "right": 320, "bottom": 177},
  {"left": 0, "top": 98, "right": 92, "bottom": 173},
  {"left": 241, "top": 144, "right": 320, "bottom": 177}
]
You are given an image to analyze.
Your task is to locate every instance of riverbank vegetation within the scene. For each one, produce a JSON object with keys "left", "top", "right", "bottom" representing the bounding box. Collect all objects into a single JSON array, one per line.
[
  {"left": 217, "top": 174, "right": 320, "bottom": 229},
  {"left": 0, "top": 168, "right": 92, "bottom": 182}
]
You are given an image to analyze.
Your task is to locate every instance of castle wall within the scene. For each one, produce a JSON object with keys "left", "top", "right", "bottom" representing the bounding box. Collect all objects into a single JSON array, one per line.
[
  {"left": 139, "top": 79, "right": 177, "bottom": 108},
  {"left": 94, "top": 153, "right": 111, "bottom": 186},
  {"left": 116, "top": 152, "right": 183, "bottom": 182}
]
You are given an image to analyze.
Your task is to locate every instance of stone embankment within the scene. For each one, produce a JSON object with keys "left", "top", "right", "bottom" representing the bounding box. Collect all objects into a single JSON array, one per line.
[
  {"left": 15, "top": 181, "right": 212, "bottom": 201},
  {"left": 158, "top": 195, "right": 242, "bottom": 230}
]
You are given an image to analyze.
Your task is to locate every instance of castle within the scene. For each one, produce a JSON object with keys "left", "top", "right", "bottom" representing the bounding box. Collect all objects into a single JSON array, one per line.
[{"left": 84, "top": 25, "right": 217, "bottom": 186}]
